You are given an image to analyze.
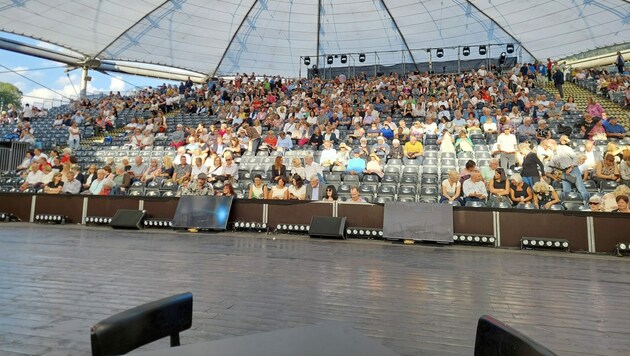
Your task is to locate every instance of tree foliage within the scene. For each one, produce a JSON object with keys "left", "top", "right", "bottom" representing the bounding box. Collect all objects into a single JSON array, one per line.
[{"left": 0, "top": 82, "right": 23, "bottom": 110}]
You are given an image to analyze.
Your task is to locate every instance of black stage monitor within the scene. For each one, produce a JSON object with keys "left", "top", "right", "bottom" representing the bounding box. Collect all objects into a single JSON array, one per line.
[
  {"left": 382, "top": 202, "right": 453, "bottom": 243},
  {"left": 475, "top": 315, "right": 557, "bottom": 356},
  {"left": 172, "top": 196, "right": 234, "bottom": 230}
]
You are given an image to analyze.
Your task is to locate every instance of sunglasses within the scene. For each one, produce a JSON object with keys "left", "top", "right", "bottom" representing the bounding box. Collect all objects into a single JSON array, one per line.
[{"left": 588, "top": 202, "right": 600, "bottom": 205}]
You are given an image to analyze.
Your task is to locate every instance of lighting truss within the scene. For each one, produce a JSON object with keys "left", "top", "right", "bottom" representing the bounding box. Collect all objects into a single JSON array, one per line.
[
  {"left": 521, "top": 237, "right": 569, "bottom": 252},
  {"left": 452, "top": 234, "right": 496, "bottom": 246}
]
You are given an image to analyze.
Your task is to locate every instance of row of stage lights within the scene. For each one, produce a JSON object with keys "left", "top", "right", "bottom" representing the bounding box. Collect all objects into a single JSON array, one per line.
[
  {"left": 346, "top": 228, "right": 383, "bottom": 238},
  {"left": 85, "top": 216, "right": 112, "bottom": 225},
  {"left": 35, "top": 214, "right": 66, "bottom": 224},
  {"left": 144, "top": 219, "right": 173, "bottom": 228},
  {"left": 453, "top": 234, "right": 496, "bottom": 245},
  {"left": 306, "top": 44, "right": 514, "bottom": 65},
  {"left": 234, "top": 221, "right": 268, "bottom": 232},
  {"left": 0, "top": 212, "right": 15, "bottom": 222},
  {"left": 615, "top": 243, "right": 630, "bottom": 256},
  {"left": 521, "top": 237, "right": 569, "bottom": 251},
  {"left": 276, "top": 224, "right": 310, "bottom": 233}
]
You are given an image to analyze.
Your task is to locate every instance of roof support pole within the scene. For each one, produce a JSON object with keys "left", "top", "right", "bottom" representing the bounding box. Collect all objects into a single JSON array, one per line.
[
  {"left": 316, "top": 0, "right": 322, "bottom": 68},
  {"left": 80, "top": 67, "right": 89, "bottom": 99}
]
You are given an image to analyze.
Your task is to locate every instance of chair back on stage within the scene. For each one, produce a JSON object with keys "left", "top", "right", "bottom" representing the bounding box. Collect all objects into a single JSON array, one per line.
[
  {"left": 90, "top": 292, "right": 193, "bottom": 356},
  {"left": 474, "top": 315, "right": 557, "bottom": 356}
]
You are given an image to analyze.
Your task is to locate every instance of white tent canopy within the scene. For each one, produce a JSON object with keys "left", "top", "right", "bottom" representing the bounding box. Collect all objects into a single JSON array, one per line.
[{"left": 1, "top": 0, "right": 628, "bottom": 77}]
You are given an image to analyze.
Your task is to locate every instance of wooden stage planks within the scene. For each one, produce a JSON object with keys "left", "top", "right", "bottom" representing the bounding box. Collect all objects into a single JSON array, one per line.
[{"left": 0, "top": 224, "right": 629, "bottom": 355}]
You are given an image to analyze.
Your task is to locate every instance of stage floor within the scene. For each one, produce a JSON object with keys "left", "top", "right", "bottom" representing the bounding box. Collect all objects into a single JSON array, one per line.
[{"left": 0, "top": 224, "right": 629, "bottom": 356}]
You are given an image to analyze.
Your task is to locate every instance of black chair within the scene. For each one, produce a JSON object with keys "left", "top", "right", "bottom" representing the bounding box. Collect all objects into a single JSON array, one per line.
[
  {"left": 475, "top": 315, "right": 557, "bottom": 356},
  {"left": 90, "top": 292, "right": 193, "bottom": 356}
]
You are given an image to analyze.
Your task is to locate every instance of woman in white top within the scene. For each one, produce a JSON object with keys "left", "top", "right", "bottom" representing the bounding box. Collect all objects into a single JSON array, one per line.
[
  {"left": 248, "top": 174, "right": 268, "bottom": 199},
  {"left": 270, "top": 177, "right": 289, "bottom": 200},
  {"left": 68, "top": 121, "right": 81, "bottom": 150},
  {"left": 288, "top": 175, "right": 306, "bottom": 200},
  {"left": 440, "top": 170, "right": 463, "bottom": 205},
  {"left": 290, "top": 158, "right": 306, "bottom": 178},
  {"left": 482, "top": 116, "right": 497, "bottom": 134}
]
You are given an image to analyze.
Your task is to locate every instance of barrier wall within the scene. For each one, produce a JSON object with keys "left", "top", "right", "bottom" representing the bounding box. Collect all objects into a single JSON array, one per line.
[{"left": 0, "top": 193, "right": 626, "bottom": 254}]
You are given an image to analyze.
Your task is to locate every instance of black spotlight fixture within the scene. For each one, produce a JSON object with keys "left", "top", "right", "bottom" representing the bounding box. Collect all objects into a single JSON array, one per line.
[
  {"left": 436, "top": 48, "right": 444, "bottom": 58},
  {"left": 479, "top": 45, "right": 487, "bottom": 55},
  {"left": 304, "top": 56, "right": 311, "bottom": 66},
  {"left": 358, "top": 53, "right": 366, "bottom": 62},
  {"left": 506, "top": 43, "right": 514, "bottom": 54},
  {"left": 327, "top": 55, "right": 333, "bottom": 65},
  {"left": 340, "top": 54, "right": 347, "bottom": 64},
  {"left": 462, "top": 46, "right": 470, "bottom": 56},
  {"left": 499, "top": 52, "right": 507, "bottom": 65}
]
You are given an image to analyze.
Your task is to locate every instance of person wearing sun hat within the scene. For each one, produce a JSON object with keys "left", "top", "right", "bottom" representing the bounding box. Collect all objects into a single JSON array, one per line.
[{"left": 365, "top": 153, "right": 384, "bottom": 180}]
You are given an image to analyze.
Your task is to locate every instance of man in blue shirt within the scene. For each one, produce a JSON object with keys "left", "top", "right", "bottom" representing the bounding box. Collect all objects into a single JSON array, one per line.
[
  {"left": 346, "top": 150, "right": 366, "bottom": 179},
  {"left": 276, "top": 131, "right": 293, "bottom": 152},
  {"left": 604, "top": 117, "right": 626, "bottom": 139}
]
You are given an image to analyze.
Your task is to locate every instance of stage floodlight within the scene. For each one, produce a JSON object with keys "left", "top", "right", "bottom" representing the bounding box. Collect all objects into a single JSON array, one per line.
[
  {"left": 436, "top": 48, "right": 444, "bottom": 58},
  {"left": 479, "top": 45, "right": 487, "bottom": 55},
  {"left": 462, "top": 46, "right": 470, "bottom": 56},
  {"left": 499, "top": 52, "right": 507, "bottom": 65},
  {"left": 304, "top": 56, "right": 311, "bottom": 66},
  {"left": 340, "top": 54, "right": 347, "bottom": 64},
  {"left": 506, "top": 43, "right": 514, "bottom": 54},
  {"left": 358, "top": 53, "right": 366, "bottom": 62},
  {"left": 327, "top": 55, "right": 333, "bottom": 65}
]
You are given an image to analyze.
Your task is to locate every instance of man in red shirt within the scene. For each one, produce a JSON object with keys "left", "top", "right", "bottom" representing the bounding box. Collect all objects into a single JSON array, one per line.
[{"left": 546, "top": 58, "right": 553, "bottom": 81}]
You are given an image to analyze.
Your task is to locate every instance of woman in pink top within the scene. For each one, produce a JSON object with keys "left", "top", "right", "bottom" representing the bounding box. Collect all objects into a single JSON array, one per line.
[{"left": 586, "top": 96, "right": 604, "bottom": 118}]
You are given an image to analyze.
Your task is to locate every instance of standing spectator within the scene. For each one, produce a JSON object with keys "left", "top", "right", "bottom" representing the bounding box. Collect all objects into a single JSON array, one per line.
[
  {"left": 553, "top": 67, "right": 564, "bottom": 98},
  {"left": 616, "top": 51, "right": 625, "bottom": 74},
  {"left": 549, "top": 136, "right": 589, "bottom": 204},
  {"left": 519, "top": 143, "right": 545, "bottom": 187},
  {"left": 497, "top": 126, "right": 518, "bottom": 172},
  {"left": 68, "top": 121, "right": 81, "bottom": 150}
]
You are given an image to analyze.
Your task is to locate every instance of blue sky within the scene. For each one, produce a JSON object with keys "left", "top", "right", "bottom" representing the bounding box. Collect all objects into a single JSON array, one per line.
[{"left": 0, "top": 33, "right": 181, "bottom": 110}]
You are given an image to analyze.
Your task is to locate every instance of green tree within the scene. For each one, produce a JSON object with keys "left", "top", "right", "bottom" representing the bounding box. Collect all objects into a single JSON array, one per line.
[{"left": 0, "top": 82, "right": 23, "bottom": 111}]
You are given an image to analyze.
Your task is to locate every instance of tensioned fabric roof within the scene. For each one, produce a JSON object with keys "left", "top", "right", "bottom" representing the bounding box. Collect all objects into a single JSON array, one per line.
[{"left": 1, "top": 0, "right": 628, "bottom": 77}]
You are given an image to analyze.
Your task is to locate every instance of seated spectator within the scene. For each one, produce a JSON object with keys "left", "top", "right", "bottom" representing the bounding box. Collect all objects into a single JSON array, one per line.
[
  {"left": 261, "top": 130, "right": 278, "bottom": 152},
  {"left": 612, "top": 195, "right": 630, "bottom": 213},
  {"left": 516, "top": 117, "right": 536, "bottom": 142},
  {"left": 588, "top": 118, "right": 607, "bottom": 141},
  {"left": 588, "top": 195, "right": 603, "bottom": 212},
  {"left": 172, "top": 155, "right": 192, "bottom": 184},
  {"left": 227, "top": 137, "right": 242, "bottom": 157},
  {"left": 462, "top": 171, "right": 488, "bottom": 203},
  {"left": 185, "top": 173, "right": 214, "bottom": 196},
  {"left": 403, "top": 135, "right": 424, "bottom": 164},
  {"left": 371, "top": 136, "right": 390, "bottom": 160},
  {"left": 276, "top": 131, "right": 293, "bottom": 153},
  {"left": 593, "top": 153, "right": 620, "bottom": 186},
  {"left": 364, "top": 154, "right": 384, "bottom": 180},
  {"left": 309, "top": 126, "right": 324, "bottom": 149},
  {"left": 620, "top": 154, "right": 630, "bottom": 185},
  {"left": 564, "top": 96, "right": 578, "bottom": 112},
  {"left": 440, "top": 170, "right": 463, "bottom": 205},
  {"left": 346, "top": 150, "right": 366, "bottom": 179},
  {"left": 288, "top": 175, "right": 306, "bottom": 200},
  {"left": 61, "top": 171, "right": 81, "bottom": 194},
  {"left": 532, "top": 181, "right": 560, "bottom": 209},
  {"left": 387, "top": 139, "right": 404, "bottom": 161},
  {"left": 169, "top": 124, "right": 186, "bottom": 148},
  {"left": 305, "top": 175, "right": 325, "bottom": 200},
  {"left": 509, "top": 173, "right": 533, "bottom": 206},
  {"left": 16, "top": 151, "right": 33, "bottom": 172},
  {"left": 270, "top": 155, "right": 287, "bottom": 183},
  {"left": 218, "top": 183, "right": 236, "bottom": 197},
  {"left": 601, "top": 185, "right": 630, "bottom": 212},
  {"left": 455, "top": 131, "right": 474, "bottom": 153},
  {"left": 269, "top": 176, "right": 289, "bottom": 200},
  {"left": 248, "top": 174, "right": 268, "bottom": 199},
  {"left": 20, "top": 163, "right": 43, "bottom": 191},
  {"left": 322, "top": 185, "right": 338, "bottom": 201},
  {"left": 482, "top": 116, "right": 497, "bottom": 135},
  {"left": 319, "top": 140, "right": 337, "bottom": 167},
  {"left": 497, "top": 126, "right": 518, "bottom": 172},
  {"left": 304, "top": 155, "right": 324, "bottom": 183},
  {"left": 191, "top": 157, "right": 208, "bottom": 180},
  {"left": 366, "top": 123, "right": 380, "bottom": 138},
  {"left": 488, "top": 167, "right": 511, "bottom": 204},
  {"left": 87, "top": 169, "right": 108, "bottom": 195},
  {"left": 218, "top": 154, "right": 238, "bottom": 183},
  {"left": 176, "top": 176, "right": 191, "bottom": 196},
  {"left": 604, "top": 117, "right": 626, "bottom": 139},
  {"left": 535, "top": 120, "right": 552, "bottom": 143},
  {"left": 334, "top": 143, "right": 350, "bottom": 168},
  {"left": 460, "top": 160, "right": 477, "bottom": 183},
  {"left": 43, "top": 172, "right": 64, "bottom": 194},
  {"left": 110, "top": 164, "right": 132, "bottom": 195},
  {"left": 129, "top": 156, "right": 148, "bottom": 181},
  {"left": 348, "top": 185, "right": 366, "bottom": 203}
]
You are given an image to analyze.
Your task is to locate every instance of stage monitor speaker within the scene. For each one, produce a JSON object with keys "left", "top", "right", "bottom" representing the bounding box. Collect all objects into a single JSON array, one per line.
[
  {"left": 308, "top": 216, "right": 346, "bottom": 239},
  {"left": 474, "top": 315, "right": 557, "bottom": 356},
  {"left": 109, "top": 209, "right": 146, "bottom": 230}
]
